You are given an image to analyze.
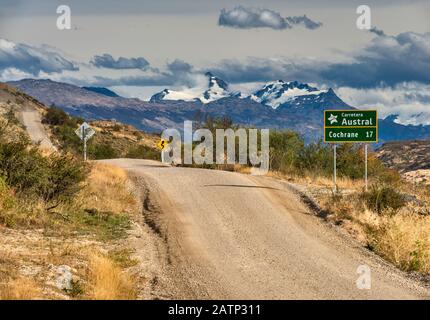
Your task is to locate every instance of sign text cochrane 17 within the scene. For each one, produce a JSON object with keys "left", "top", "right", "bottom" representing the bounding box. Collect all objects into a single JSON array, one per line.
[{"left": 324, "top": 110, "right": 378, "bottom": 143}]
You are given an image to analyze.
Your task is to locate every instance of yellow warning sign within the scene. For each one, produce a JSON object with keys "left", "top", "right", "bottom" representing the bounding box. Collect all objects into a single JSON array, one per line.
[{"left": 157, "top": 139, "right": 168, "bottom": 150}]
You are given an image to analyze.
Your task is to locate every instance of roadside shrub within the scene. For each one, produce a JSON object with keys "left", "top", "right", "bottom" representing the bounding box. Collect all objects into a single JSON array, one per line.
[
  {"left": 336, "top": 144, "right": 365, "bottom": 179},
  {"left": 43, "top": 106, "right": 75, "bottom": 126},
  {"left": 298, "top": 140, "right": 332, "bottom": 177},
  {"left": 0, "top": 135, "right": 49, "bottom": 195},
  {"left": 4, "top": 107, "right": 20, "bottom": 127},
  {"left": 360, "top": 183, "right": 406, "bottom": 215},
  {"left": 125, "top": 145, "right": 159, "bottom": 160},
  {"left": 52, "top": 124, "right": 82, "bottom": 152},
  {"left": 269, "top": 131, "right": 304, "bottom": 174},
  {"left": 0, "top": 132, "right": 86, "bottom": 206},
  {"left": 41, "top": 154, "right": 87, "bottom": 204},
  {"left": 89, "top": 143, "right": 119, "bottom": 160}
]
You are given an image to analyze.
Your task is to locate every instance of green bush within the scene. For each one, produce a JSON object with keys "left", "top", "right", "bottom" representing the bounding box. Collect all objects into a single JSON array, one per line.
[
  {"left": 334, "top": 144, "right": 365, "bottom": 179},
  {"left": 269, "top": 131, "right": 304, "bottom": 174},
  {"left": 125, "top": 145, "right": 160, "bottom": 160},
  {"left": 42, "top": 154, "right": 87, "bottom": 204},
  {"left": 88, "top": 143, "right": 119, "bottom": 160},
  {"left": 267, "top": 131, "right": 397, "bottom": 182},
  {"left": 298, "top": 140, "right": 333, "bottom": 177},
  {"left": 43, "top": 106, "right": 75, "bottom": 126},
  {"left": 360, "top": 184, "right": 406, "bottom": 215},
  {"left": 0, "top": 132, "right": 86, "bottom": 206},
  {"left": 4, "top": 107, "right": 20, "bottom": 127},
  {"left": 0, "top": 135, "right": 48, "bottom": 194},
  {"left": 52, "top": 124, "right": 82, "bottom": 152}
]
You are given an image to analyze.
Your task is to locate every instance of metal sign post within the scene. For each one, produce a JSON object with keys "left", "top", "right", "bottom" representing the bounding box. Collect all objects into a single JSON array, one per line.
[
  {"left": 75, "top": 122, "right": 95, "bottom": 161},
  {"left": 82, "top": 125, "right": 87, "bottom": 161},
  {"left": 333, "top": 144, "right": 337, "bottom": 192},
  {"left": 364, "top": 144, "right": 368, "bottom": 191},
  {"left": 84, "top": 138, "right": 87, "bottom": 161}
]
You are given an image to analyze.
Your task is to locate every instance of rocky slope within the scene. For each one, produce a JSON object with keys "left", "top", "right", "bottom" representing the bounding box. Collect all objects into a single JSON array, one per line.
[{"left": 376, "top": 140, "right": 430, "bottom": 173}]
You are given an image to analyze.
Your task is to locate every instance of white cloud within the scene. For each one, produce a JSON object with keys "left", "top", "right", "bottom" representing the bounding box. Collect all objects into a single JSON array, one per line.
[
  {"left": 337, "top": 83, "right": 430, "bottom": 125},
  {"left": 0, "top": 38, "right": 78, "bottom": 76},
  {"left": 0, "top": 67, "right": 32, "bottom": 82},
  {"left": 218, "top": 7, "right": 322, "bottom": 30}
]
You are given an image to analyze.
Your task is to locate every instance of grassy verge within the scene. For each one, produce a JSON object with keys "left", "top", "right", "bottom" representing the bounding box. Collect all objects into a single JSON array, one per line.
[
  {"left": 86, "top": 251, "right": 136, "bottom": 300},
  {"left": 307, "top": 178, "right": 430, "bottom": 275},
  {"left": 0, "top": 105, "right": 141, "bottom": 299},
  {"left": 0, "top": 162, "right": 140, "bottom": 299}
]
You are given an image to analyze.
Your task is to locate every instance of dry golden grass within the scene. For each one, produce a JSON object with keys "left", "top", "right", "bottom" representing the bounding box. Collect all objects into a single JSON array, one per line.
[
  {"left": 39, "top": 147, "right": 56, "bottom": 156},
  {"left": 0, "top": 162, "right": 140, "bottom": 300},
  {"left": 0, "top": 277, "right": 41, "bottom": 300},
  {"left": 371, "top": 213, "right": 430, "bottom": 273},
  {"left": 86, "top": 251, "right": 136, "bottom": 300},
  {"left": 0, "top": 183, "right": 50, "bottom": 228},
  {"left": 316, "top": 186, "right": 430, "bottom": 275},
  {"left": 80, "top": 163, "right": 137, "bottom": 215},
  {"left": 267, "top": 170, "right": 364, "bottom": 190}
]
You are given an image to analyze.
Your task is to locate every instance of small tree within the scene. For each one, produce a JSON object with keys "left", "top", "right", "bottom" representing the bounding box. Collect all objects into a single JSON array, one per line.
[{"left": 43, "top": 106, "right": 72, "bottom": 126}]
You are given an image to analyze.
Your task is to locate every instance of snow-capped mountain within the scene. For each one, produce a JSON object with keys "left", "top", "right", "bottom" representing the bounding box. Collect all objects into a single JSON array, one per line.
[
  {"left": 201, "top": 72, "right": 231, "bottom": 103},
  {"left": 150, "top": 76, "right": 336, "bottom": 110},
  {"left": 250, "top": 80, "right": 326, "bottom": 109},
  {"left": 9, "top": 77, "right": 430, "bottom": 143},
  {"left": 150, "top": 72, "right": 232, "bottom": 103}
]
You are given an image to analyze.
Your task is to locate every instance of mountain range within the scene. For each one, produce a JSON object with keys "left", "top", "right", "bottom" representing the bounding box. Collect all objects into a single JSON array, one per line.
[{"left": 7, "top": 74, "right": 430, "bottom": 143}]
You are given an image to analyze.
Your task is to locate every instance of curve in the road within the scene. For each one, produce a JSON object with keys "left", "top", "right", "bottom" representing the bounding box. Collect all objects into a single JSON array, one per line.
[
  {"left": 102, "top": 158, "right": 429, "bottom": 300},
  {"left": 20, "top": 106, "right": 56, "bottom": 152}
]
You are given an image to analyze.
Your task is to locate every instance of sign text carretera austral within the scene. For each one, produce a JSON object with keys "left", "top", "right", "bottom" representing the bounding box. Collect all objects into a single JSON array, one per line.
[{"left": 324, "top": 110, "right": 378, "bottom": 143}]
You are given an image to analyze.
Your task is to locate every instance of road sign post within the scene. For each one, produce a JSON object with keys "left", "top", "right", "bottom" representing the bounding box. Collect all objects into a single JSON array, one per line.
[
  {"left": 364, "top": 144, "right": 368, "bottom": 191},
  {"left": 333, "top": 144, "right": 337, "bottom": 192},
  {"left": 324, "top": 110, "right": 378, "bottom": 191},
  {"left": 82, "top": 124, "right": 87, "bottom": 161},
  {"left": 75, "top": 122, "right": 95, "bottom": 161}
]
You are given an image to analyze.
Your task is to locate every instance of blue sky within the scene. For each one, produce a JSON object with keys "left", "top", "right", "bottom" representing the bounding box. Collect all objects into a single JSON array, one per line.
[{"left": 0, "top": 0, "right": 430, "bottom": 124}]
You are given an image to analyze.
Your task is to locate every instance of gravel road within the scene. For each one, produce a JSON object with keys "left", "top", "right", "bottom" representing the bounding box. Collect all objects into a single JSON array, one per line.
[
  {"left": 20, "top": 106, "right": 56, "bottom": 152},
  {"left": 102, "top": 159, "right": 430, "bottom": 300}
]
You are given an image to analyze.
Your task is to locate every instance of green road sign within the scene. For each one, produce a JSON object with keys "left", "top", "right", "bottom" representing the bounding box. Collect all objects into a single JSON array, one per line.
[{"left": 324, "top": 110, "right": 378, "bottom": 143}]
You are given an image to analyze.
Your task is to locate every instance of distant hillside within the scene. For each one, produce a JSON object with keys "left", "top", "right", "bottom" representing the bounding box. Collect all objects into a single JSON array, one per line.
[
  {"left": 82, "top": 86, "right": 120, "bottom": 97},
  {"left": 0, "top": 82, "right": 160, "bottom": 161},
  {"left": 7, "top": 78, "right": 430, "bottom": 143},
  {"left": 376, "top": 140, "right": 430, "bottom": 173}
]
